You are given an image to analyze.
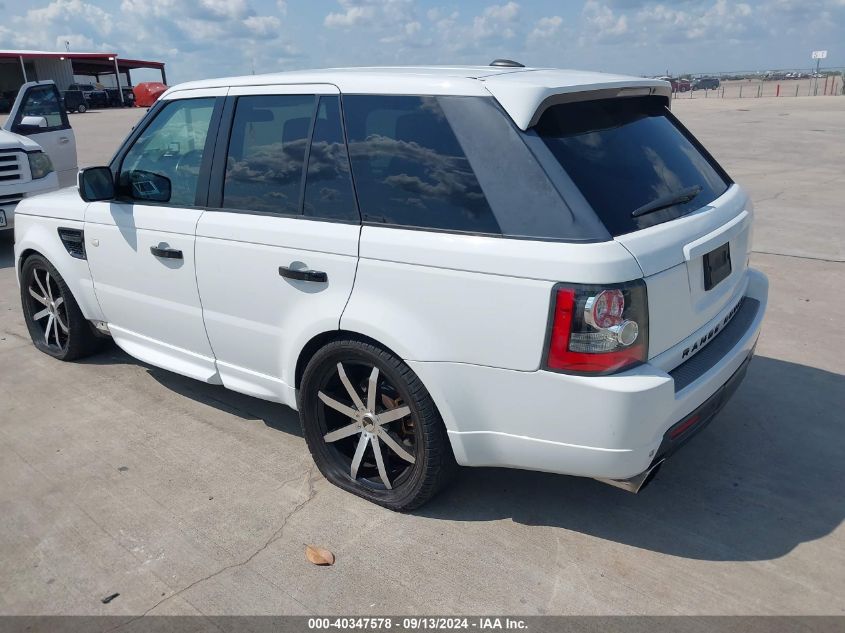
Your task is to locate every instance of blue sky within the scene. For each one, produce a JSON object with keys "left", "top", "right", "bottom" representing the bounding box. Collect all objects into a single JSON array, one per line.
[{"left": 0, "top": 1, "right": 843, "bottom": 84}]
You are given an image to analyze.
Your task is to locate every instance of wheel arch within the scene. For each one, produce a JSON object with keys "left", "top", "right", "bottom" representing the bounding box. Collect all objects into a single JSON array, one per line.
[
  {"left": 294, "top": 329, "right": 406, "bottom": 390},
  {"left": 14, "top": 216, "right": 104, "bottom": 322},
  {"left": 292, "top": 328, "right": 461, "bottom": 436},
  {"left": 16, "top": 247, "right": 40, "bottom": 280}
]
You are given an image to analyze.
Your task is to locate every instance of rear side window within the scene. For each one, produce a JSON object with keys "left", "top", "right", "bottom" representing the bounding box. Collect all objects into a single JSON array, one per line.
[
  {"left": 536, "top": 96, "right": 730, "bottom": 236},
  {"left": 343, "top": 95, "right": 500, "bottom": 234},
  {"left": 303, "top": 96, "right": 358, "bottom": 222},
  {"left": 223, "top": 94, "right": 315, "bottom": 215}
]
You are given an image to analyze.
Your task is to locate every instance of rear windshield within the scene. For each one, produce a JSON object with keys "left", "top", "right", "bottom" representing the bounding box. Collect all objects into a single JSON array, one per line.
[{"left": 535, "top": 96, "right": 730, "bottom": 236}]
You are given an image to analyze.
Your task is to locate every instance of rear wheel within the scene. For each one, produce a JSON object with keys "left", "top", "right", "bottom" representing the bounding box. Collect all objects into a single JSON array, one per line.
[
  {"left": 299, "top": 339, "right": 456, "bottom": 510},
  {"left": 77, "top": 103, "right": 87, "bottom": 113},
  {"left": 20, "top": 255, "right": 101, "bottom": 361}
]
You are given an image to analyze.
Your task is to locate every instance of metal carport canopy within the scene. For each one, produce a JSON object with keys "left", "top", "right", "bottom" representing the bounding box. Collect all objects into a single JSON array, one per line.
[{"left": 0, "top": 50, "right": 167, "bottom": 100}]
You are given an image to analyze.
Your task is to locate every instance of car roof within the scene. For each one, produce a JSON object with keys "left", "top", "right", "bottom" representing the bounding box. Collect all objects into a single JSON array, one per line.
[{"left": 165, "top": 66, "right": 671, "bottom": 130}]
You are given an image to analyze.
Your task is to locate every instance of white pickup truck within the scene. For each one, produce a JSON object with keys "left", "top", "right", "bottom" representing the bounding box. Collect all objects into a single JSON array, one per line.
[{"left": 0, "top": 81, "right": 77, "bottom": 231}]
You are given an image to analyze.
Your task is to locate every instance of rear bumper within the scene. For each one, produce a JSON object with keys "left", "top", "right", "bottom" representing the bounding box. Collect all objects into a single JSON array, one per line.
[
  {"left": 409, "top": 268, "right": 768, "bottom": 481},
  {"left": 597, "top": 345, "right": 754, "bottom": 491}
]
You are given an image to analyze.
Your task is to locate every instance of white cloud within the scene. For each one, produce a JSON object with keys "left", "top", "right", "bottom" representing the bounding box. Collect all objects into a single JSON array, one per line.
[
  {"left": 119, "top": 0, "right": 174, "bottom": 19},
  {"left": 583, "top": 0, "right": 629, "bottom": 38},
  {"left": 1, "top": 0, "right": 115, "bottom": 50},
  {"left": 195, "top": 0, "right": 252, "bottom": 20},
  {"left": 529, "top": 15, "right": 563, "bottom": 40},
  {"left": 243, "top": 15, "right": 282, "bottom": 38},
  {"left": 326, "top": 0, "right": 424, "bottom": 51},
  {"left": 472, "top": 2, "right": 521, "bottom": 41},
  {"left": 324, "top": 0, "right": 416, "bottom": 30},
  {"left": 55, "top": 33, "right": 95, "bottom": 51},
  {"left": 325, "top": 4, "right": 375, "bottom": 28},
  {"left": 635, "top": 0, "right": 755, "bottom": 41}
]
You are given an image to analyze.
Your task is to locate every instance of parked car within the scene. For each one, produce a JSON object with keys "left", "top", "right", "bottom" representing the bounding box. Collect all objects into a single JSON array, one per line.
[
  {"left": 693, "top": 77, "right": 720, "bottom": 90},
  {"left": 0, "top": 81, "right": 77, "bottom": 233},
  {"left": 67, "top": 83, "right": 109, "bottom": 108},
  {"left": 14, "top": 65, "right": 767, "bottom": 509},
  {"left": 657, "top": 76, "right": 691, "bottom": 92},
  {"left": 62, "top": 89, "right": 89, "bottom": 113},
  {"left": 105, "top": 87, "right": 136, "bottom": 107}
]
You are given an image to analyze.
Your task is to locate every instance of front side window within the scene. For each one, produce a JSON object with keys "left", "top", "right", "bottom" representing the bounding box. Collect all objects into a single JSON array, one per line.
[
  {"left": 118, "top": 97, "right": 216, "bottom": 206},
  {"left": 18, "top": 84, "right": 67, "bottom": 130},
  {"left": 536, "top": 96, "right": 730, "bottom": 236},
  {"left": 342, "top": 95, "right": 499, "bottom": 233},
  {"left": 222, "top": 94, "right": 315, "bottom": 215}
]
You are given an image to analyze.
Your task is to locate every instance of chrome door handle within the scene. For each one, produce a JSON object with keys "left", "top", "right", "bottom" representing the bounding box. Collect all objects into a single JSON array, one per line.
[
  {"left": 279, "top": 266, "right": 327, "bottom": 283},
  {"left": 58, "top": 137, "right": 70, "bottom": 145}
]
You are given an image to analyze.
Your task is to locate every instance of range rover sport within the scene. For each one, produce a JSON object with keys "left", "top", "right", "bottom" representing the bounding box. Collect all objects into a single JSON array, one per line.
[{"left": 14, "top": 65, "right": 768, "bottom": 509}]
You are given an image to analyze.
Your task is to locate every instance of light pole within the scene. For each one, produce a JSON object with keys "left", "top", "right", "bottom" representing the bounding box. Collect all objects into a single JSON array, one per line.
[{"left": 811, "top": 50, "right": 827, "bottom": 96}]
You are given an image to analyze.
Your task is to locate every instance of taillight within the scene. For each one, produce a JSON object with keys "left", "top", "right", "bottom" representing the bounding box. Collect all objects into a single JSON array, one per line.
[{"left": 544, "top": 280, "right": 649, "bottom": 375}]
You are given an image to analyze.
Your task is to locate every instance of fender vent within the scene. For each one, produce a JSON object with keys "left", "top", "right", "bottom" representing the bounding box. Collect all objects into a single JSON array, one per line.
[{"left": 57, "top": 227, "right": 86, "bottom": 260}]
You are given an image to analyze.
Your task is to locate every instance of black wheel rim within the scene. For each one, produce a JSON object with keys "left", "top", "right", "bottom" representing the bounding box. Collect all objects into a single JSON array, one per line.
[
  {"left": 25, "top": 266, "right": 70, "bottom": 353},
  {"left": 315, "top": 359, "right": 422, "bottom": 492}
]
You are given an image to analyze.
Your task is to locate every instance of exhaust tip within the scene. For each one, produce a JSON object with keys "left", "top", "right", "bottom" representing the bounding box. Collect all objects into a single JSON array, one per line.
[{"left": 595, "top": 459, "right": 664, "bottom": 494}]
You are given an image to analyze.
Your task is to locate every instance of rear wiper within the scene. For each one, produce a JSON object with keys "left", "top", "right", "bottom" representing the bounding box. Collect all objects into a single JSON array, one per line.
[{"left": 631, "top": 185, "right": 702, "bottom": 218}]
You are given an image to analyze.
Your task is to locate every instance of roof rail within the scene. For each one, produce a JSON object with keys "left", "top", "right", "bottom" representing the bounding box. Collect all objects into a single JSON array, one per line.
[{"left": 489, "top": 59, "right": 525, "bottom": 68}]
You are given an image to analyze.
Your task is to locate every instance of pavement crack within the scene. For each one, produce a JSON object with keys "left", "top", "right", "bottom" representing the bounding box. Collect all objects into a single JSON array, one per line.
[
  {"left": 753, "top": 190, "right": 785, "bottom": 203},
  {"left": 105, "top": 465, "right": 318, "bottom": 630},
  {"left": 752, "top": 250, "right": 844, "bottom": 263}
]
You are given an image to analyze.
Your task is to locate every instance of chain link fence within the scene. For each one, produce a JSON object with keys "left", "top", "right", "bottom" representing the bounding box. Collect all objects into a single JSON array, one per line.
[{"left": 662, "top": 67, "right": 844, "bottom": 99}]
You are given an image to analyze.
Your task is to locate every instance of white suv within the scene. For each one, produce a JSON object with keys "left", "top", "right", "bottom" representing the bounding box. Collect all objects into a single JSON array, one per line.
[{"left": 14, "top": 65, "right": 768, "bottom": 509}]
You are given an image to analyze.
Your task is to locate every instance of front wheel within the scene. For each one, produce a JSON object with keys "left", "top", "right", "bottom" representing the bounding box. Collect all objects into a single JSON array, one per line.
[
  {"left": 299, "top": 339, "right": 456, "bottom": 510},
  {"left": 77, "top": 103, "right": 87, "bottom": 113},
  {"left": 20, "top": 255, "right": 101, "bottom": 361}
]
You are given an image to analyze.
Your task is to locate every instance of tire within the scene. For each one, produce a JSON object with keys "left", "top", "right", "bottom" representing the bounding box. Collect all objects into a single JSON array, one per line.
[
  {"left": 299, "top": 338, "right": 456, "bottom": 511},
  {"left": 77, "top": 103, "right": 87, "bottom": 113},
  {"left": 20, "top": 254, "right": 102, "bottom": 361}
]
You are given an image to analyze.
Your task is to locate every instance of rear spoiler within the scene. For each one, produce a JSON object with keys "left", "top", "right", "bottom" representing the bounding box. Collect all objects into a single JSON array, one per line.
[{"left": 481, "top": 71, "right": 672, "bottom": 130}]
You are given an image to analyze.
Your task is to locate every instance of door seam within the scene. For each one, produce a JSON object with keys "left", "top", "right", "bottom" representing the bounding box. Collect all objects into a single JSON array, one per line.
[
  {"left": 192, "top": 209, "right": 222, "bottom": 382},
  {"left": 338, "top": 223, "right": 363, "bottom": 331}
]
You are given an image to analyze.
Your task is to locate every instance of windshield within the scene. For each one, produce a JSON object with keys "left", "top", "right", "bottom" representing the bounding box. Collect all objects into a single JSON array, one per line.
[{"left": 535, "top": 96, "right": 730, "bottom": 236}]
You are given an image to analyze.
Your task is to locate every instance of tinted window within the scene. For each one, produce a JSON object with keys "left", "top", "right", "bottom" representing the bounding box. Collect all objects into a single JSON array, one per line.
[
  {"left": 223, "top": 94, "right": 315, "bottom": 215},
  {"left": 536, "top": 96, "right": 729, "bottom": 236},
  {"left": 343, "top": 95, "right": 499, "bottom": 233},
  {"left": 119, "top": 98, "right": 215, "bottom": 206},
  {"left": 19, "top": 84, "right": 66, "bottom": 129},
  {"left": 303, "top": 96, "right": 358, "bottom": 222}
]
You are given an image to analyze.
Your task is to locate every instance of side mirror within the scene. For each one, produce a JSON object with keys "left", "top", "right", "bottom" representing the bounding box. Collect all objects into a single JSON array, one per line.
[
  {"left": 20, "top": 115, "right": 48, "bottom": 128},
  {"left": 78, "top": 166, "right": 115, "bottom": 202},
  {"left": 15, "top": 115, "right": 50, "bottom": 135}
]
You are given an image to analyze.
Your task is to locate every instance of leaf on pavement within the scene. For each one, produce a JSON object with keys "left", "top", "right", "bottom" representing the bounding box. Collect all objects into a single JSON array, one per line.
[{"left": 305, "top": 545, "right": 335, "bottom": 566}]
